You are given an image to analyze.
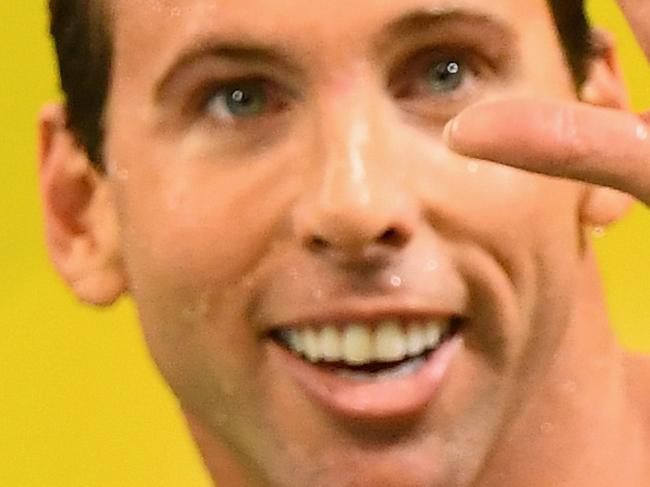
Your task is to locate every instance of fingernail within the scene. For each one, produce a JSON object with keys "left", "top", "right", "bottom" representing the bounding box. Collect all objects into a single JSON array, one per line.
[{"left": 443, "top": 116, "right": 460, "bottom": 147}]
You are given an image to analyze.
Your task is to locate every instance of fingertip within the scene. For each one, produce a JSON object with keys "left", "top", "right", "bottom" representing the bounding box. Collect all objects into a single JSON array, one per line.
[
  {"left": 443, "top": 115, "right": 461, "bottom": 148},
  {"left": 443, "top": 99, "right": 508, "bottom": 152}
]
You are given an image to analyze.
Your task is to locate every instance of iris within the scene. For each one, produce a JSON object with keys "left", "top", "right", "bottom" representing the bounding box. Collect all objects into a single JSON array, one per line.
[
  {"left": 208, "top": 80, "right": 268, "bottom": 120},
  {"left": 429, "top": 60, "right": 463, "bottom": 93}
]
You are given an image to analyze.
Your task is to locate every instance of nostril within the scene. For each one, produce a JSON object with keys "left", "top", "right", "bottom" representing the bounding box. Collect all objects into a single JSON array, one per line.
[
  {"left": 304, "top": 227, "right": 410, "bottom": 253},
  {"left": 307, "top": 235, "right": 330, "bottom": 252},
  {"left": 377, "top": 227, "right": 409, "bottom": 247}
]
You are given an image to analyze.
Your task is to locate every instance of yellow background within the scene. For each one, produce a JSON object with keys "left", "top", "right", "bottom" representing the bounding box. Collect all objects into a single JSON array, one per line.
[{"left": 1, "top": 1, "right": 649, "bottom": 485}]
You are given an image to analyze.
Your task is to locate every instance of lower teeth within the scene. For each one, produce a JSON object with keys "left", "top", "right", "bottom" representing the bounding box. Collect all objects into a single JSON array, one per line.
[{"left": 334, "top": 356, "right": 427, "bottom": 382}]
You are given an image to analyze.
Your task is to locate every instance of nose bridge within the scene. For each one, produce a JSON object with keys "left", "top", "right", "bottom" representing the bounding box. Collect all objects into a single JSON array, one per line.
[
  {"left": 320, "top": 94, "right": 377, "bottom": 211},
  {"left": 294, "top": 76, "right": 416, "bottom": 255},
  {"left": 317, "top": 69, "right": 403, "bottom": 210}
]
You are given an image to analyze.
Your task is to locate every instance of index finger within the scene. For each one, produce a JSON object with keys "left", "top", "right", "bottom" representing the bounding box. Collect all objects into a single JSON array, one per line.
[{"left": 444, "top": 98, "right": 650, "bottom": 205}]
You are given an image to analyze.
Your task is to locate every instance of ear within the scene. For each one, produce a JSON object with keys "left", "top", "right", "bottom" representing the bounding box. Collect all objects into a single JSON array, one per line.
[
  {"left": 578, "top": 28, "right": 635, "bottom": 227},
  {"left": 38, "top": 104, "right": 127, "bottom": 306}
]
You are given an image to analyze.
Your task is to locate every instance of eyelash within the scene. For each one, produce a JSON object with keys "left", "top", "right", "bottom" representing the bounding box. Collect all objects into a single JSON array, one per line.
[
  {"left": 193, "top": 47, "right": 492, "bottom": 127},
  {"left": 196, "top": 77, "right": 289, "bottom": 125},
  {"left": 396, "top": 58, "right": 473, "bottom": 96},
  {"left": 389, "top": 48, "right": 491, "bottom": 116}
]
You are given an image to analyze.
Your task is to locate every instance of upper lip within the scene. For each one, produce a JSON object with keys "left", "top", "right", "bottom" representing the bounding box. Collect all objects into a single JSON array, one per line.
[{"left": 260, "top": 297, "right": 464, "bottom": 335}]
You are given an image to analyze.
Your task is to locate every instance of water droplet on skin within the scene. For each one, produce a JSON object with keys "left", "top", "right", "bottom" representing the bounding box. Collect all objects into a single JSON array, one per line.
[
  {"left": 181, "top": 305, "right": 196, "bottom": 322},
  {"left": 197, "top": 293, "right": 211, "bottom": 319},
  {"left": 563, "top": 380, "right": 577, "bottom": 394},
  {"left": 390, "top": 275, "right": 402, "bottom": 288},
  {"left": 215, "top": 411, "right": 230, "bottom": 426},
  {"left": 242, "top": 275, "right": 255, "bottom": 290},
  {"left": 221, "top": 380, "right": 236, "bottom": 398},
  {"left": 467, "top": 161, "right": 479, "bottom": 174},
  {"left": 107, "top": 160, "right": 128, "bottom": 181},
  {"left": 636, "top": 124, "right": 648, "bottom": 141},
  {"left": 592, "top": 226, "right": 606, "bottom": 238},
  {"left": 540, "top": 422, "right": 553, "bottom": 434},
  {"left": 166, "top": 191, "right": 184, "bottom": 211}
]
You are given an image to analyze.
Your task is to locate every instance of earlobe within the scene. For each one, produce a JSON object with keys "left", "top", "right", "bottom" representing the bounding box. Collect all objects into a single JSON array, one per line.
[
  {"left": 39, "top": 104, "right": 127, "bottom": 306},
  {"left": 578, "top": 28, "right": 634, "bottom": 228}
]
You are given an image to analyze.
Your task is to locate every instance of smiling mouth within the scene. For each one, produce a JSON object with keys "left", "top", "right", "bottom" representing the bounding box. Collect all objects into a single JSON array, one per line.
[{"left": 269, "top": 316, "right": 463, "bottom": 381}]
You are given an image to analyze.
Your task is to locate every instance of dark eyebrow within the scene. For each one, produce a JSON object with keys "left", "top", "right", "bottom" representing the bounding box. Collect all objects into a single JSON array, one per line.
[
  {"left": 379, "top": 7, "right": 516, "bottom": 47},
  {"left": 154, "top": 41, "right": 297, "bottom": 102},
  {"left": 154, "top": 8, "right": 516, "bottom": 102}
]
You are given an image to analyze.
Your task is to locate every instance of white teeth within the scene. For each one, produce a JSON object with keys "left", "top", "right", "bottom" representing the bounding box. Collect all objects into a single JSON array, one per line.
[
  {"left": 287, "top": 330, "right": 305, "bottom": 354},
  {"left": 405, "top": 322, "right": 426, "bottom": 356},
  {"left": 303, "top": 328, "right": 323, "bottom": 362},
  {"left": 278, "top": 319, "right": 452, "bottom": 367},
  {"left": 424, "top": 321, "right": 443, "bottom": 348},
  {"left": 342, "top": 324, "right": 373, "bottom": 365},
  {"left": 319, "top": 325, "right": 342, "bottom": 361},
  {"left": 374, "top": 321, "right": 407, "bottom": 362}
]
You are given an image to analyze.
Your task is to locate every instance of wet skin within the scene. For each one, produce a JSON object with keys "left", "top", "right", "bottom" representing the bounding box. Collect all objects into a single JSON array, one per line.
[{"left": 39, "top": 0, "right": 650, "bottom": 485}]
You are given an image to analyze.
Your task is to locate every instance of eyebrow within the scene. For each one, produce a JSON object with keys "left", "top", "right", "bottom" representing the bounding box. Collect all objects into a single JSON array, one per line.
[
  {"left": 384, "top": 8, "right": 515, "bottom": 39},
  {"left": 154, "top": 42, "right": 297, "bottom": 103},
  {"left": 154, "top": 7, "right": 516, "bottom": 101},
  {"left": 376, "top": 8, "right": 518, "bottom": 66}
]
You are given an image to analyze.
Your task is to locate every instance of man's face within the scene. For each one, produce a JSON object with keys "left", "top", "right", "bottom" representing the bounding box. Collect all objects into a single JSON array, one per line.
[{"left": 104, "top": 0, "right": 583, "bottom": 485}]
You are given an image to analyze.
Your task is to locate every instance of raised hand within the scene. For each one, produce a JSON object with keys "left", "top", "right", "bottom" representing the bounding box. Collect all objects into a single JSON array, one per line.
[
  {"left": 445, "top": 1, "right": 650, "bottom": 207},
  {"left": 445, "top": 99, "right": 650, "bottom": 206}
]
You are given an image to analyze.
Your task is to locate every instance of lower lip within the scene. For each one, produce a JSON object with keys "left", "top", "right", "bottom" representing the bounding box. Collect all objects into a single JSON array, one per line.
[{"left": 266, "top": 335, "right": 463, "bottom": 422}]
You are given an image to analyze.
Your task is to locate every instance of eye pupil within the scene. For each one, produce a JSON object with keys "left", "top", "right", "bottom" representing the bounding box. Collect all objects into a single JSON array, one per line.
[
  {"left": 223, "top": 83, "right": 267, "bottom": 117},
  {"left": 429, "top": 60, "right": 463, "bottom": 92},
  {"left": 231, "top": 89, "right": 246, "bottom": 104}
]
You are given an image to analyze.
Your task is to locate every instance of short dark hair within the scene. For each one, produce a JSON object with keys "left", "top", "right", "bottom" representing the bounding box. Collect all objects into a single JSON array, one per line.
[
  {"left": 48, "top": 0, "right": 592, "bottom": 168},
  {"left": 548, "top": 1, "right": 592, "bottom": 87},
  {"left": 49, "top": 0, "right": 112, "bottom": 167}
]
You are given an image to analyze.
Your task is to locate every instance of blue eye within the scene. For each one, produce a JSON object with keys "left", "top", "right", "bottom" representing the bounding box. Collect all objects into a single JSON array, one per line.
[
  {"left": 207, "top": 81, "right": 268, "bottom": 120},
  {"left": 428, "top": 60, "right": 464, "bottom": 93}
]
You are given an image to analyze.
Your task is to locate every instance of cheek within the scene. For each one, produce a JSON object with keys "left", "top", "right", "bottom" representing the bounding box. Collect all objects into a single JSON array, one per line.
[
  {"left": 469, "top": 165, "right": 583, "bottom": 292},
  {"left": 111, "top": 167, "right": 289, "bottom": 411},
  {"left": 122, "top": 191, "right": 257, "bottom": 294},
  {"left": 115, "top": 157, "right": 299, "bottom": 295},
  {"left": 425, "top": 159, "right": 582, "bottom": 355},
  {"left": 110, "top": 147, "right": 311, "bottom": 379},
  {"left": 414, "top": 145, "right": 582, "bottom": 244}
]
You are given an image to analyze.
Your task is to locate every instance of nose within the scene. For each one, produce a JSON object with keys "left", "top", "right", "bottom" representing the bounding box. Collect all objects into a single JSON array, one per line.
[{"left": 293, "top": 86, "right": 417, "bottom": 262}]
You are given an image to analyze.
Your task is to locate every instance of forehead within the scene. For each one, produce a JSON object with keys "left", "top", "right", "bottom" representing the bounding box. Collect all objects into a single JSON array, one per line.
[{"left": 111, "top": 0, "right": 556, "bottom": 67}]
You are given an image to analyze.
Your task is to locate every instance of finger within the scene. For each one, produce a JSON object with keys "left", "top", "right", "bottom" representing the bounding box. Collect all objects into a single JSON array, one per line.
[
  {"left": 445, "top": 98, "right": 650, "bottom": 206},
  {"left": 616, "top": 0, "right": 650, "bottom": 60}
]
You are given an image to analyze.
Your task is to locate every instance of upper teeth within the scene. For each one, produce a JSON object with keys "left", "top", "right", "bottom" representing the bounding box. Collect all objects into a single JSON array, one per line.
[{"left": 279, "top": 320, "right": 449, "bottom": 366}]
